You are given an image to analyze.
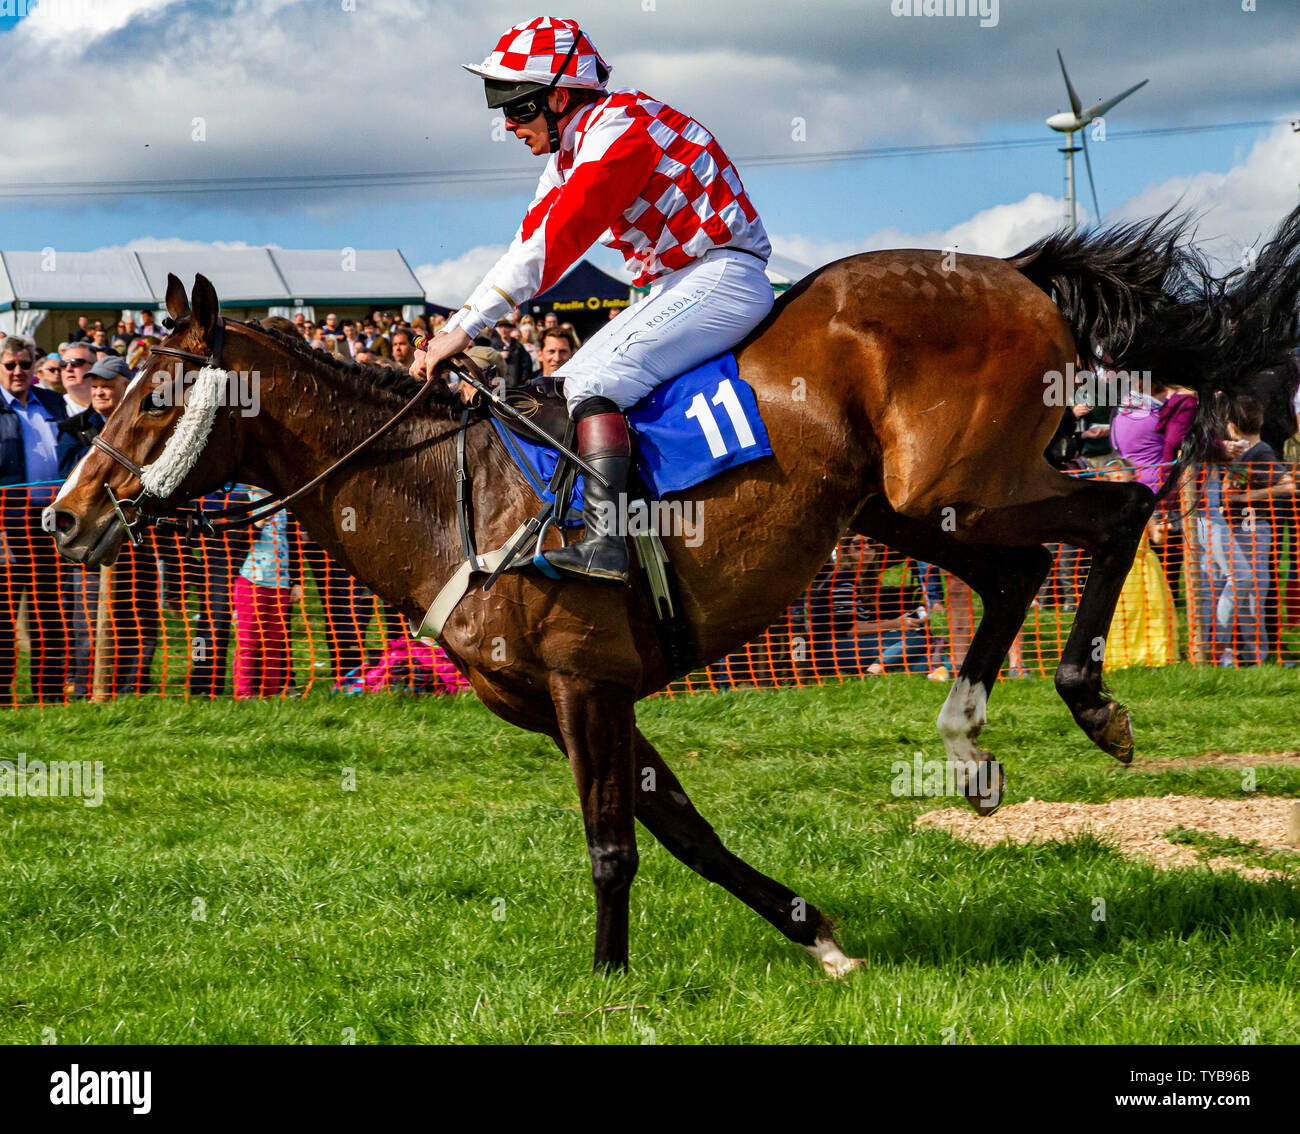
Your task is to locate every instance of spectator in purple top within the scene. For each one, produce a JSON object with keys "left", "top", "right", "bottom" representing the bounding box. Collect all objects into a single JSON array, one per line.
[
  {"left": 1110, "top": 379, "right": 1198, "bottom": 494},
  {"left": 1111, "top": 378, "right": 1199, "bottom": 602}
]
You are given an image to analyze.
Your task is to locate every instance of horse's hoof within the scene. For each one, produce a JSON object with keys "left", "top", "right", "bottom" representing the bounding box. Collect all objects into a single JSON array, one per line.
[
  {"left": 1092, "top": 702, "right": 1134, "bottom": 764},
  {"left": 963, "top": 758, "right": 1005, "bottom": 816},
  {"left": 805, "top": 936, "right": 864, "bottom": 979}
]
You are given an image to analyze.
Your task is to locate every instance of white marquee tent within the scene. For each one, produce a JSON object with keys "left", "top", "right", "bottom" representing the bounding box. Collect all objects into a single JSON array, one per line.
[{"left": 0, "top": 247, "right": 426, "bottom": 341}]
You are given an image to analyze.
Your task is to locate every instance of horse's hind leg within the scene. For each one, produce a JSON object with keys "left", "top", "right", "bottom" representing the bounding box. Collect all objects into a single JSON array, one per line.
[
  {"left": 632, "top": 729, "right": 861, "bottom": 977},
  {"left": 961, "top": 478, "right": 1156, "bottom": 763},
  {"left": 852, "top": 498, "right": 1053, "bottom": 815}
]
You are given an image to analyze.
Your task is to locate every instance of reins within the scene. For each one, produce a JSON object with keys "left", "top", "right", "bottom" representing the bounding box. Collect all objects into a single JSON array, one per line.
[{"left": 91, "top": 316, "right": 477, "bottom": 544}]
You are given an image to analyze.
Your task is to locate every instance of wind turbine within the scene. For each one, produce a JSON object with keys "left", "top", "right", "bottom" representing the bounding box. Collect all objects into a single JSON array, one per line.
[{"left": 1046, "top": 50, "right": 1148, "bottom": 229}]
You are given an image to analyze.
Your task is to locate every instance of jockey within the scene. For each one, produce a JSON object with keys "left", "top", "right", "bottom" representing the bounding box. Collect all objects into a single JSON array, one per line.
[{"left": 412, "top": 16, "right": 774, "bottom": 583}]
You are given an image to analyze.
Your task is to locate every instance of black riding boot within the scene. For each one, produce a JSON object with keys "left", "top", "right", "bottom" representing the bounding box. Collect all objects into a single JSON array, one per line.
[{"left": 543, "top": 397, "right": 631, "bottom": 584}]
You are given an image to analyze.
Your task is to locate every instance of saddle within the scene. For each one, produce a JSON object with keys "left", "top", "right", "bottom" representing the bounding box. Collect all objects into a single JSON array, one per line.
[
  {"left": 416, "top": 373, "right": 691, "bottom": 675},
  {"left": 489, "top": 382, "right": 571, "bottom": 447},
  {"left": 484, "top": 382, "right": 679, "bottom": 622},
  {"left": 419, "top": 354, "right": 772, "bottom": 680}
]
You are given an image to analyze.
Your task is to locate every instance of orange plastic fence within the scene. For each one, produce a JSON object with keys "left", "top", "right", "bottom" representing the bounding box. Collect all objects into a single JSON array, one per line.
[{"left": 3, "top": 464, "right": 1297, "bottom": 705}]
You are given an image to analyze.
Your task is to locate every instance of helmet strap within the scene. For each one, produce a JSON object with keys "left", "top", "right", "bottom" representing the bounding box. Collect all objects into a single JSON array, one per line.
[
  {"left": 540, "top": 34, "right": 583, "bottom": 154},
  {"left": 544, "top": 104, "right": 563, "bottom": 154}
]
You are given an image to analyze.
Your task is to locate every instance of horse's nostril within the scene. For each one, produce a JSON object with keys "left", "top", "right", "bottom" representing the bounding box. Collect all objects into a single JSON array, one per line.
[{"left": 49, "top": 509, "right": 77, "bottom": 535}]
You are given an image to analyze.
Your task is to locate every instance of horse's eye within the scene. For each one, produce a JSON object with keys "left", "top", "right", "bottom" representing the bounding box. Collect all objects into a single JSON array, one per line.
[{"left": 145, "top": 385, "right": 170, "bottom": 413}]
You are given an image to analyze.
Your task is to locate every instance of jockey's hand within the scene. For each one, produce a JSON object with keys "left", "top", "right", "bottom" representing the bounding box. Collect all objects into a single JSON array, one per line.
[{"left": 409, "top": 327, "right": 472, "bottom": 384}]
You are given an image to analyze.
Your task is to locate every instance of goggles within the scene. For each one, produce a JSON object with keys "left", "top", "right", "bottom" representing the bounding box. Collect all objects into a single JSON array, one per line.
[{"left": 501, "top": 92, "right": 547, "bottom": 125}]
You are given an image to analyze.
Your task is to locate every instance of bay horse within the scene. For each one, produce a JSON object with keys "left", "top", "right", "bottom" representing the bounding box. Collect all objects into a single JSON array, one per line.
[{"left": 46, "top": 204, "right": 1300, "bottom": 974}]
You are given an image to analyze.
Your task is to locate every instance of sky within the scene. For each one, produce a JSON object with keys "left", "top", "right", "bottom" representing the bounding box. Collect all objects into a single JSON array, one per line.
[{"left": 1, "top": 0, "right": 1297, "bottom": 306}]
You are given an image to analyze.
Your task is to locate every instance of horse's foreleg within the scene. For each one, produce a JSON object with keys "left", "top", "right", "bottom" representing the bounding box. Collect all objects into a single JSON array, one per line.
[
  {"left": 631, "top": 729, "right": 860, "bottom": 977},
  {"left": 550, "top": 675, "right": 639, "bottom": 973},
  {"left": 853, "top": 500, "right": 1052, "bottom": 815}
]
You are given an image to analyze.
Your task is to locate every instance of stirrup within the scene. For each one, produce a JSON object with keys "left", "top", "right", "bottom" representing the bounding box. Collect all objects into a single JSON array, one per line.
[{"left": 532, "top": 516, "right": 563, "bottom": 580}]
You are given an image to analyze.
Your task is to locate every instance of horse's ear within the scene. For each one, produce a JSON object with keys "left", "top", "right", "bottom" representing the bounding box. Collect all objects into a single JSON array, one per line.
[
  {"left": 190, "top": 274, "right": 220, "bottom": 343},
  {"left": 165, "top": 273, "right": 190, "bottom": 322}
]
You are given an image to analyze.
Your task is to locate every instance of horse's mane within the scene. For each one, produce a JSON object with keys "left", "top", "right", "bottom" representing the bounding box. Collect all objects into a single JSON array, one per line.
[{"left": 238, "top": 319, "right": 469, "bottom": 415}]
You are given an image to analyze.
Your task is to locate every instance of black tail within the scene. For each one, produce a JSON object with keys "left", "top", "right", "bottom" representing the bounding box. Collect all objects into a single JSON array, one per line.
[
  {"left": 1007, "top": 209, "right": 1191, "bottom": 366},
  {"left": 1010, "top": 202, "right": 1300, "bottom": 495}
]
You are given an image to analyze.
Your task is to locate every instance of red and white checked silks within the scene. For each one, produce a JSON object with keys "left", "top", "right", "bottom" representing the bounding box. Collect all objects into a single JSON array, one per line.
[
  {"left": 445, "top": 87, "right": 771, "bottom": 342},
  {"left": 463, "top": 16, "right": 611, "bottom": 91}
]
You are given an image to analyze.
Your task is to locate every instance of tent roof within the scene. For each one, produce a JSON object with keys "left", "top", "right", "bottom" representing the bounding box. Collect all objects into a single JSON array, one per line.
[
  {"left": 535, "top": 259, "right": 629, "bottom": 303},
  {"left": 273, "top": 249, "right": 422, "bottom": 304},
  {"left": 0, "top": 250, "right": 155, "bottom": 308},
  {"left": 135, "top": 248, "right": 286, "bottom": 305},
  {"left": 764, "top": 253, "right": 813, "bottom": 286},
  {"left": 0, "top": 247, "right": 424, "bottom": 310}
]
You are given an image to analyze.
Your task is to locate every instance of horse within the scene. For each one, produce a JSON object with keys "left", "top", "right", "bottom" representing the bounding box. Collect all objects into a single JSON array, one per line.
[{"left": 45, "top": 203, "right": 1300, "bottom": 974}]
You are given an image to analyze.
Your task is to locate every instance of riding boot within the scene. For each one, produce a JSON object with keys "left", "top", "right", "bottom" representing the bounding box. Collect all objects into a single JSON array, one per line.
[{"left": 542, "top": 397, "right": 631, "bottom": 584}]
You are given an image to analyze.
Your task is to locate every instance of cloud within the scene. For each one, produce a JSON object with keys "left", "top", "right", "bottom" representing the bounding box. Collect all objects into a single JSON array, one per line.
[
  {"left": 772, "top": 124, "right": 1299, "bottom": 273},
  {"left": 20, "top": 0, "right": 181, "bottom": 46},
  {"left": 768, "top": 235, "right": 859, "bottom": 272},
  {"left": 96, "top": 120, "right": 1298, "bottom": 307},
  {"left": 3, "top": 0, "right": 1295, "bottom": 215},
  {"left": 85, "top": 236, "right": 278, "bottom": 254},
  {"left": 1108, "top": 125, "right": 1300, "bottom": 267},
  {"left": 413, "top": 243, "right": 508, "bottom": 306},
  {"left": 910, "top": 191, "right": 1068, "bottom": 257},
  {"left": 772, "top": 190, "right": 1065, "bottom": 270},
  {"left": 419, "top": 198, "right": 1065, "bottom": 303}
]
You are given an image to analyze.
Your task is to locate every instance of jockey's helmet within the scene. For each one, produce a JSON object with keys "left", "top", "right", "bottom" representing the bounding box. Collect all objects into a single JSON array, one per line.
[{"left": 464, "top": 17, "right": 610, "bottom": 152}]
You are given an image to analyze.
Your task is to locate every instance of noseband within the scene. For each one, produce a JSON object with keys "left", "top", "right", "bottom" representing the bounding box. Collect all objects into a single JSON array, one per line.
[{"left": 89, "top": 315, "right": 448, "bottom": 545}]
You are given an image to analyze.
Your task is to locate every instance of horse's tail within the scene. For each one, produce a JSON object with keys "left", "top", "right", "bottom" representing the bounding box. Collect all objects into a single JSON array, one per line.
[
  {"left": 1007, "top": 208, "right": 1189, "bottom": 368},
  {"left": 1009, "top": 202, "right": 1300, "bottom": 492}
]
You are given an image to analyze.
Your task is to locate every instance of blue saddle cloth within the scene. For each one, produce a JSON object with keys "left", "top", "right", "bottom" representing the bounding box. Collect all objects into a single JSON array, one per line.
[{"left": 489, "top": 353, "right": 772, "bottom": 523}]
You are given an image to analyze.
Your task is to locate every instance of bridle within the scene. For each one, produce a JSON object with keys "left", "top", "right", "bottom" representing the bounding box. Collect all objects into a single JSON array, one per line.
[{"left": 90, "top": 315, "right": 459, "bottom": 546}]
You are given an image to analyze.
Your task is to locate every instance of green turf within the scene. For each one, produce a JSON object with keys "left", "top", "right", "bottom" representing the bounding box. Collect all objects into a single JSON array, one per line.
[{"left": 1, "top": 667, "right": 1298, "bottom": 1044}]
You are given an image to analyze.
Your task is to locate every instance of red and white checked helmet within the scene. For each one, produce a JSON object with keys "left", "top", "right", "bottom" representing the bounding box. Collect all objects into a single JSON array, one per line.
[{"left": 463, "top": 16, "right": 611, "bottom": 92}]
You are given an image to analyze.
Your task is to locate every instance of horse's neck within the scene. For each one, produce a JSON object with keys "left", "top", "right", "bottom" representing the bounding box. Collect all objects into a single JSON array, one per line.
[{"left": 240, "top": 363, "right": 470, "bottom": 618}]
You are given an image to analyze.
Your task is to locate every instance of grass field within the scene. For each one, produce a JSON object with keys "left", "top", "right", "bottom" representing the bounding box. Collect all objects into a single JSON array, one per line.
[{"left": 2, "top": 667, "right": 1299, "bottom": 1044}]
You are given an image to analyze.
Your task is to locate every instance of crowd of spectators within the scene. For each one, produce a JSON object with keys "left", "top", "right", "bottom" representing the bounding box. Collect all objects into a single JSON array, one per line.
[
  {"left": 0, "top": 315, "right": 1297, "bottom": 703},
  {"left": 269, "top": 305, "right": 588, "bottom": 393},
  {"left": 743, "top": 354, "right": 1300, "bottom": 687},
  {"left": 0, "top": 302, "right": 593, "bottom": 702},
  {"left": 1011, "top": 353, "right": 1299, "bottom": 670}
]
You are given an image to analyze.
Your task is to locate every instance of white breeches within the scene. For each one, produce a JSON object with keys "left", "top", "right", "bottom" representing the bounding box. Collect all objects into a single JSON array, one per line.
[{"left": 555, "top": 248, "right": 775, "bottom": 413}]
